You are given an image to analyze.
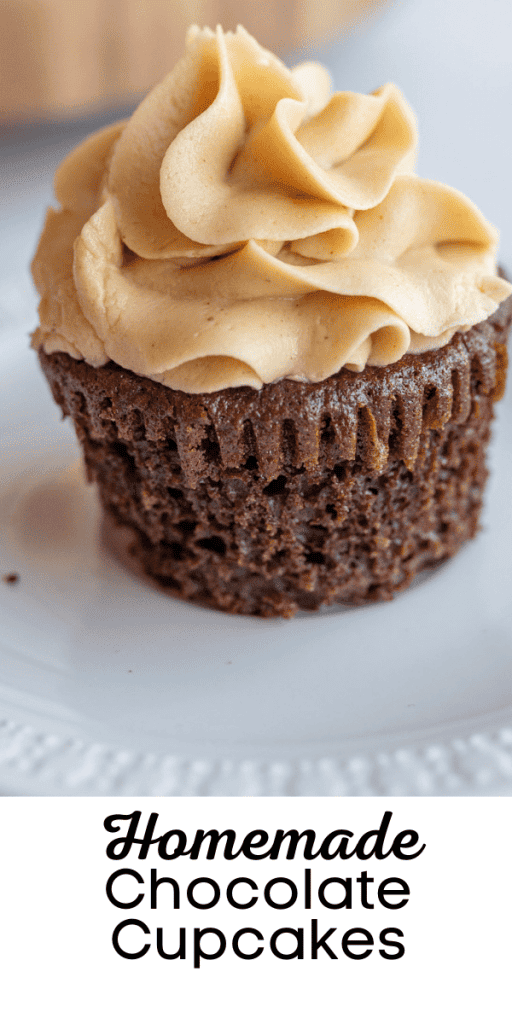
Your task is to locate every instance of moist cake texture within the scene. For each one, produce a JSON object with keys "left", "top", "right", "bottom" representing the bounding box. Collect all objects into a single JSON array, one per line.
[
  {"left": 32, "top": 26, "right": 512, "bottom": 616},
  {"left": 37, "top": 294, "right": 510, "bottom": 617}
]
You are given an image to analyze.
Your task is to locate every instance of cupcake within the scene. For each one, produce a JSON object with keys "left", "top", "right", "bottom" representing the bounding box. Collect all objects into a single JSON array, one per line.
[{"left": 32, "top": 26, "right": 512, "bottom": 617}]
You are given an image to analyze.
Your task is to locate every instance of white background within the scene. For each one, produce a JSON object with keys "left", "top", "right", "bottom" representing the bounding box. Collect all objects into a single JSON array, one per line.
[{"left": 1, "top": 797, "right": 511, "bottom": 1023}]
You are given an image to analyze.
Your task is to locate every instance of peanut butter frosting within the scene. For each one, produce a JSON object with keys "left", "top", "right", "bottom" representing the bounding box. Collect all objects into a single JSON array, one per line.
[{"left": 32, "top": 25, "right": 512, "bottom": 392}]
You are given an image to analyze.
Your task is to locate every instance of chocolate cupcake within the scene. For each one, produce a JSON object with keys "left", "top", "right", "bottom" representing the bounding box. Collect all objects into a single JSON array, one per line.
[{"left": 32, "top": 26, "right": 512, "bottom": 617}]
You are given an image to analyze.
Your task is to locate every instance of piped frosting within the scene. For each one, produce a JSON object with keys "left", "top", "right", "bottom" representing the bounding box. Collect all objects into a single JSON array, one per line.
[{"left": 32, "top": 25, "right": 511, "bottom": 392}]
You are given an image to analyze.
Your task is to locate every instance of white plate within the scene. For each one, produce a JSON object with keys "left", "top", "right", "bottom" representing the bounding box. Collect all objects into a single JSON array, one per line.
[
  {"left": 1, "top": 337, "right": 512, "bottom": 795},
  {"left": 2, "top": 0, "right": 512, "bottom": 796}
]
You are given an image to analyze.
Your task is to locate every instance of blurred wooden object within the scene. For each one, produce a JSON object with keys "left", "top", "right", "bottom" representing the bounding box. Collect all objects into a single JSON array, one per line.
[{"left": 0, "top": 0, "right": 387, "bottom": 122}]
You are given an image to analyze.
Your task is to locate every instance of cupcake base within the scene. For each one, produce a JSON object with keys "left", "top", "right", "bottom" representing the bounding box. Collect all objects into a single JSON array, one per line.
[{"left": 36, "top": 294, "right": 511, "bottom": 617}]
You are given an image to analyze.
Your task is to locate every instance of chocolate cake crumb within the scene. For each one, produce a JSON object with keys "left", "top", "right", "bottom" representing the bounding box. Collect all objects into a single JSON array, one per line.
[{"left": 37, "top": 293, "right": 511, "bottom": 617}]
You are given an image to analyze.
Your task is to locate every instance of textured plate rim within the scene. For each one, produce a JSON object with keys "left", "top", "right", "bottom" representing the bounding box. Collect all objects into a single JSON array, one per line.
[
  {"left": 2, "top": 341, "right": 512, "bottom": 796},
  {"left": 1, "top": 713, "right": 512, "bottom": 796}
]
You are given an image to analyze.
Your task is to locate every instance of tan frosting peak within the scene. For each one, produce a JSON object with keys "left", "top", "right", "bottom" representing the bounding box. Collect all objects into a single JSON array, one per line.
[{"left": 33, "top": 25, "right": 511, "bottom": 392}]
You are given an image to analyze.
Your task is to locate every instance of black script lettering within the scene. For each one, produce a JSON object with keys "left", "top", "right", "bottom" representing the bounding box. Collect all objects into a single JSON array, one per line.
[
  {"left": 240, "top": 831, "right": 271, "bottom": 859},
  {"left": 354, "top": 811, "right": 393, "bottom": 860},
  {"left": 392, "top": 831, "right": 426, "bottom": 860},
  {"left": 188, "top": 830, "right": 239, "bottom": 860},
  {"left": 268, "top": 830, "right": 319, "bottom": 860},
  {"left": 104, "top": 813, "right": 425, "bottom": 865},
  {"left": 157, "top": 829, "right": 189, "bottom": 860},
  {"left": 105, "top": 811, "right": 159, "bottom": 859},
  {"left": 319, "top": 830, "right": 355, "bottom": 859}
]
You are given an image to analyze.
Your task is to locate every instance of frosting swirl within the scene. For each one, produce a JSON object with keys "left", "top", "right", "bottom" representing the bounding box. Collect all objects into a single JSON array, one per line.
[{"left": 33, "top": 25, "right": 511, "bottom": 392}]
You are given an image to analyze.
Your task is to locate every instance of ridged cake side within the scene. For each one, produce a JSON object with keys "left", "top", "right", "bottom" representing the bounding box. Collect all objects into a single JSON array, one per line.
[{"left": 36, "top": 295, "right": 511, "bottom": 616}]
